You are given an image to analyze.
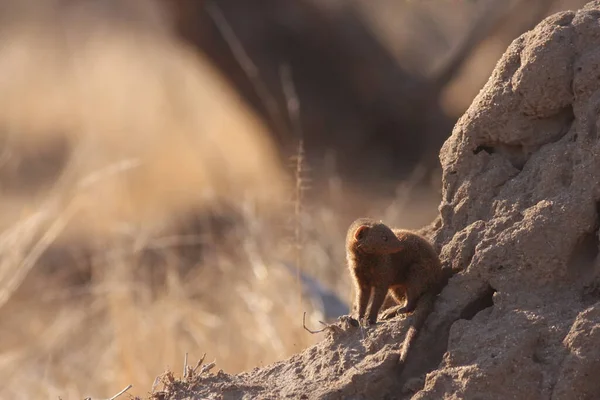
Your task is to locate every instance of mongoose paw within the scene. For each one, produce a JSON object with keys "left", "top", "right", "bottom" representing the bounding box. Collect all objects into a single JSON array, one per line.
[
  {"left": 349, "top": 316, "right": 376, "bottom": 327},
  {"left": 379, "top": 310, "right": 394, "bottom": 320},
  {"left": 380, "top": 306, "right": 408, "bottom": 320}
]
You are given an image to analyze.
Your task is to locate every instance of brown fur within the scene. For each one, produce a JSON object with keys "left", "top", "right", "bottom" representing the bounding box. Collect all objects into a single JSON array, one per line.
[
  {"left": 346, "top": 218, "right": 442, "bottom": 324},
  {"left": 346, "top": 217, "right": 445, "bottom": 366}
]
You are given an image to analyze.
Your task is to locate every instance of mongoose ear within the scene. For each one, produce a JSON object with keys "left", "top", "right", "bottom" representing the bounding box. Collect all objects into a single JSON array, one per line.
[{"left": 354, "top": 225, "right": 369, "bottom": 241}]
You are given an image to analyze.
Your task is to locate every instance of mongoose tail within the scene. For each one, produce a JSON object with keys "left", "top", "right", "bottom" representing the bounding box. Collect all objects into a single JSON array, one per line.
[
  {"left": 398, "top": 290, "right": 436, "bottom": 368},
  {"left": 398, "top": 266, "right": 455, "bottom": 367}
]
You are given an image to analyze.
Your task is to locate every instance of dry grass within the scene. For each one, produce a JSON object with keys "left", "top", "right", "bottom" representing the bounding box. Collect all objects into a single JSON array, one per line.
[
  {"left": 0, "top": 175, "right": 438, "bottom": 399},
  {"left": 0, "top": 1, "right": 440, "bottom": 399},
  {"left": 0, "top": 183, "right": 438, "bottom": 398},
  {"left": 0, "top": 0, "right": 287, "bottom": 235}
]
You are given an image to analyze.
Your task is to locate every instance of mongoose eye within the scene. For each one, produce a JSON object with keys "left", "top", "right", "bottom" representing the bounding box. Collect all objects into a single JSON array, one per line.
[{"left": 382, "top": 235, "right": 388, "bottom": 242}]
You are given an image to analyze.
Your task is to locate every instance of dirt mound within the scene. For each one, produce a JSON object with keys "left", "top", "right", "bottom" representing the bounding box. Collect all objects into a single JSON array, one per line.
[{"left": 150, "top": 2, "right": 600, "bottom": 399}]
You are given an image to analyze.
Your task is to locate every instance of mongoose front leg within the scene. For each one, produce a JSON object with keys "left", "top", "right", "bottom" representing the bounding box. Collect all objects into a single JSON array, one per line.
[
  {"left": 366, "top": 286, "right": 388, "bottom": 325},
  {"left": 355, "top": 283, "right": 371, "bottom": 321}
]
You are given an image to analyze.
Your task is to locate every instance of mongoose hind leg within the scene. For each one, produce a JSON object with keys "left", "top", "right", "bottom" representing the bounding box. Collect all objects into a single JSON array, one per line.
[
  {"left": 381, "top": 290, "right": 421, "bottom": 320},
  {"left": 403, "top": 296, "right": 418, "bottom": 313},
  {"left": 389, "top": 286, "right": 406, "bottom": 304},
  {"left": 366, "top": 286, "right": 388, "bottom": 325},
  {"left": 380, "top": 287, "right": 409, "bottom": 320},
  {"left": 401, "top": 287, "right": 422, "bottom": 314},
  {"left": 380, "top": 304, "right": 407, "bottom": 320}
]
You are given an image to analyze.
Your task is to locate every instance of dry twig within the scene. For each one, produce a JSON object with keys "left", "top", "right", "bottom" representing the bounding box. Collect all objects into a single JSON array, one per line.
[
  {"left": 107, "top": 384, "right": 133, "bottom": 400},
  {"left": 151, "top": 376, "right": 161, "bottom": 393},
  {"left": 200, "top": 361, "right": 216, "bottom": 375},
  {"left": 183, "top": 352, "right": 188, "bottom": 378},
  {"left": 302, "top": 312, "right": 331, "bottom": 334},
  {"left": 192, "top": 353, "right": 207, "bottom": 375}
]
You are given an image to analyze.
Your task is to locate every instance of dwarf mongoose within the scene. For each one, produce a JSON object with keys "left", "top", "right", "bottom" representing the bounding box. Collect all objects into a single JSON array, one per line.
[
  {"left": 346, "top": 217, "right": 442, "bottom": 324},
  {"left": 346, "top": 218, "right": 444, "bottom": 363}
]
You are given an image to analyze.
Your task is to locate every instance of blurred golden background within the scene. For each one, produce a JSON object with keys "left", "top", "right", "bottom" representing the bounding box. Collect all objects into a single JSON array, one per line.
[{"left": 0, "top": 0, "right": 586, "bottom": 398}]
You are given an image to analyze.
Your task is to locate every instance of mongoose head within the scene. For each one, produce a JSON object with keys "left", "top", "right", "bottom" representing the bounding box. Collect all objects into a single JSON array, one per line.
[{"left": 347, "top": 218, "right": 404, "bottom": 255}]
